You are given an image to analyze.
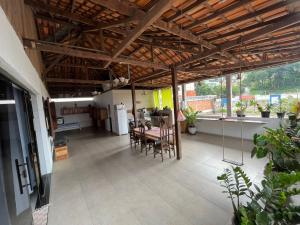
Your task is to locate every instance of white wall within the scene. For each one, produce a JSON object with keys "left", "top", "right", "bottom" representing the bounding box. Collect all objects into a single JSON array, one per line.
[
  {"left": 196, "top": 117, "right": 281, "bottom": 140},
  {"left": 94, "top": 89, "right": 154, "bottom": 133},
  {"left": 94, "top": 91, "right": 114, "bottom": 131},
  {"left": 0, "top": 7, "right": 53, "bottom": 175},
  {"left": 55, "top": 101, "right": 94, "bottom": 128}
]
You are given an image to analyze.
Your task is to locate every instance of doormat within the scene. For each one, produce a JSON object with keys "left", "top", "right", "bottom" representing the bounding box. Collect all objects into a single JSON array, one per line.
[{"left": 32, "top": 204, "right": 49, "bottom": 225}]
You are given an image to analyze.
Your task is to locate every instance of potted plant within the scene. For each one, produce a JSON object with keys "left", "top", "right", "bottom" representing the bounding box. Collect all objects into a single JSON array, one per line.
[
  {"left": 235, "top": 101, "right": 247, "bottom": 117},
  {"left": 257, "top": 102, "right": 272, "bottom": 118},
  {"left": 252, "top": 128, "right": 300, "bottom": 172},
  {"left": 217, "top": 164, "right": 300, "bottom": 225},
  {"left": 183, "top": 106, "right": 199, "bottom": 135},
  {"left": 288, "top": 100, "right": 300, "bottom": 127},
  {"left": 276, "top": 99, "right": 287, "bottom": 118}
]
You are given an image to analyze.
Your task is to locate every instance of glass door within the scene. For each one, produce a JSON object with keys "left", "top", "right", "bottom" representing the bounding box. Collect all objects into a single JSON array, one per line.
[{"left": 0, "top": 79, "right": 33, "bottom": 225}]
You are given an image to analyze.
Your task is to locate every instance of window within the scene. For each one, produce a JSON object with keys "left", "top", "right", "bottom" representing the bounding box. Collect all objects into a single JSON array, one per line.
[
  {"left": 233, "top": 62, "right": 300, "bottom": 118},
  {"left": 187, "top": 77, "right": 227, "bottom": 117},
  {"left": 186, "top": 61, "right": 300, "bottom": 118}
]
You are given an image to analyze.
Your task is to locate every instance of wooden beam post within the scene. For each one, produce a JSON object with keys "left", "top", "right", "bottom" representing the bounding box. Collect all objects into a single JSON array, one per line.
[
  {"left": 131, "top": 83, "right": 137, "bottom": 127},
  {"left": 171, "top": 66, "right": 182, "bottom": 160}
]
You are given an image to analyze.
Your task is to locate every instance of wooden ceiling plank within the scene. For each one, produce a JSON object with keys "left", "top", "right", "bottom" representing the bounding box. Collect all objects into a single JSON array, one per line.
[
  {"left": 184, "top": 0, "right": 252, "bottom": 30},
  {"left": 176, "top": 13, "right": 300, "bottom": 68},
  {"left": 166, "top": 0, "right": 207, "bottom": 22},
  {"left": 103, "top": 0, "right": 172, "bottom": 68}
]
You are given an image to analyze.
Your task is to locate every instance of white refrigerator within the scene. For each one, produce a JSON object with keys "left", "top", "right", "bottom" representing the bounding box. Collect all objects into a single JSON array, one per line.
[{"left": 114, "top": 104, "right": 128, "bottom": 135}]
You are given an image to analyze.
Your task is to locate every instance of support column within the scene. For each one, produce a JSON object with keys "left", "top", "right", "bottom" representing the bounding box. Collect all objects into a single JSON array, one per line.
[
  {"left": 171, "top": 66, "right": 182, "bottom": 160},
  {"left": 181, "top": 84, "right": 186, "bottom": 109},
  {"left": 131, "top": 83, "right": 137, "bottom": 127},
  {"left": 226, "top": 74, "right": 232, "bottom": 117}
]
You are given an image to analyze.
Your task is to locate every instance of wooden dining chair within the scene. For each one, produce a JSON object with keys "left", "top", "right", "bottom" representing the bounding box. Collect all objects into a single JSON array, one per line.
[
  {"left": 129, "top": 121, "right": 139, "bottom": 148},
  {"left": 154, "top": 123, "right": 170, "bottom": 162},
  {"left": 139, "top": 124, "right": 155, "bottom": 155},
  {"left": 168, "top": 125, "right": 176, "bottom": 157}
]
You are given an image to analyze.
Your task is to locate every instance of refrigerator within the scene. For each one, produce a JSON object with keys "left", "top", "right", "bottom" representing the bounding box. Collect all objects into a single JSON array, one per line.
[{"left": 114, "top": 104, "right": 128, "bottom": 135}]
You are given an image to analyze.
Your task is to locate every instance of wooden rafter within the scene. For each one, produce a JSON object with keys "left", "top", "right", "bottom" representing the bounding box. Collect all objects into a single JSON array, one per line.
[
  {"left": 166, "top": 0, "right": 207, "bottom": 22},
  {"left": 176, "top": 13, "right": 300, "bottom": 68},
  {"left": 196, "top": 0, "right": 299, "bottom": 36},
  {"left": 103, "top": 0, "right": 171, "bottom": 68},
  {"left": 23, "top": 38, "right": 169, "bottom": 70},
  {"left": 46, "top": 78, "right": 106, "bottom": 84}
]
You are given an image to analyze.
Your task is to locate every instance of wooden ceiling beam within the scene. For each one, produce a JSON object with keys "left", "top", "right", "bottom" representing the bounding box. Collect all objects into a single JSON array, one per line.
[
  {"left": 178, "top": 57, "right": 300, "bottom": 85},
  {"left": 91, "top": 0, "right": 214, "bottom": 49},
  {"left": 176, "top": 13, "right": 300, "bottom": 67},
  {"left": 185, "top": 54, "right": 300, "bottom": 72},
  {"left": 197, "top": 0, "right": 299, "bottom": 36},
  {"left": 166, "top": 0, "right": 207, "bottom": 22},
  {"left": 32, "top": 0, "right": 237, "bottom": 62},
  {"left": 184, "top": 0, "right": 252, "bottom": 30},
  {"left": 25, "top": 0, "right": 131, "bottom": 31},
  {"left": 23, "top": 38, "right": 169, "bottom": 70},
  {"left": 209, "top": 15, "right": 298, "bottom": 43},
  {"left": 46, "top": 78, "right": 106, "bottom": 84},
  {"left": 103, "top": 0, "right": 172, "bottom": 68}
]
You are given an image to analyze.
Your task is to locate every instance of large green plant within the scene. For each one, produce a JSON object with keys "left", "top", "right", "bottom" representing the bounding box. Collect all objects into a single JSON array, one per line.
[
  {"left": 217, "top": 167, "right": 253, "bottom": 224},
  {"left": 183, "top": 107, "right": 199, "bottom": 127},
  {"left": 252, "top": 128, "right": 300, "bottom": 172},
  {"left": 218, "top": 164, "right": 300, "bottom": 225},
  {"left": 240, "top": 163, "right": 300, "bottom": 225}
]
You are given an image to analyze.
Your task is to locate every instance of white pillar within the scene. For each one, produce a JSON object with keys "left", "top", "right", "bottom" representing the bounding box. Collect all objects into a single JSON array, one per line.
[
  {"left": 181, "top": 84, "right": 186, "bottom": 109},
  {"left": 226, "top": 74, "right": 232, "bottom": 117}
]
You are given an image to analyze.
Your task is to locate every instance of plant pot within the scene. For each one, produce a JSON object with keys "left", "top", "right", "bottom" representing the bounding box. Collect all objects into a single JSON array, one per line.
[
  {"left": 276, "top": 112, "right": 285, "bottom": 119},
  {"left": 188, "top": 126, "right": 197, "bottom": 135},
  {"left": 288, "top": 114, "right": 297, "bottom": 127},
  {"left": 261, "top": 111, "right": 270, "bottom": 118},
  {"left": 236, "top": 111, "right": 246, "bottom": 117},
  {"left": 231, "top": 214, "right": 240, "bottom": 225}
]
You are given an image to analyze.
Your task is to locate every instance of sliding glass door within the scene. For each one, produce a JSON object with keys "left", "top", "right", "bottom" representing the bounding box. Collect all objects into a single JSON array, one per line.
[{"left": 0, "top": 79, "right": 36, "bottom": 225}]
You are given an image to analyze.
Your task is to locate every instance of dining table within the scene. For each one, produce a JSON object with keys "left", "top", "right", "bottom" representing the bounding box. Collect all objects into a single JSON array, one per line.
[{"left": 133, "top": 126, "right": 173, "bottom": 141}]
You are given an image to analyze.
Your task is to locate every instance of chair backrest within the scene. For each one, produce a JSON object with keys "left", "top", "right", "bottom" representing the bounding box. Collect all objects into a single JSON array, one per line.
[
  {"left": 160, "top": 123, "right": 169, "bottom": 149},
  {"left": 139, "top": 123, "right": 145, "bottom": 135},
  {"left": 145, "top": 120, "right": 152, "bottom": 130},
  {"left": 129, "top": 121, "right": 135, "bottom": 131}
]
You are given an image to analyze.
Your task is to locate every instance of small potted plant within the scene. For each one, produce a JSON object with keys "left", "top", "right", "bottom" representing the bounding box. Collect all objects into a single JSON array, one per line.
[
  {"left": 288, "top": 100, "right": 300, "bottom": 127},
  {"left": 276, "top": 99, "right": 287, "bottom": 118},
  {"left": 257, "top": 102, "right": 272, "bottom": 118},
  {"left": 183, "top": 106, "right": 199, "bottom": 135},
  {"left": 235, "top": 100, "right": 247, "bottom": 117}
]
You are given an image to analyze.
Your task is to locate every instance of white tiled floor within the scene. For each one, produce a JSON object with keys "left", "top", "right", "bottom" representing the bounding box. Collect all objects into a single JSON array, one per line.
[{"left": 48, "top": 130, "right": 267, "bottom": 225}]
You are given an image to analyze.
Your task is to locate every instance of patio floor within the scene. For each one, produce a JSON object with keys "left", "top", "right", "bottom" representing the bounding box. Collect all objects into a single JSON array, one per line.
[{"left": 48, "top": 129, "right": 267, "bottom": 225}]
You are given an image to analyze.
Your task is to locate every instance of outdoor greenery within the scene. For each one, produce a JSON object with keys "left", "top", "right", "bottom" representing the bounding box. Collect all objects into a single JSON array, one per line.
[
  {"left": 195, "top": 62, "right": 300, "bottom": 96},
  {"left": 252, "top": 128, "right": 300, "bottom": 172},
  {"left": 195, "top": 81, "right": 242, "bottom": 97},
  {"left": 244, "top": 62, "right": 300, "bottom": 94},
  {"left": 217, "top": 164, "right": 300, "bottom": 225},
  {"left": 218, "top": 127, "right": 300, "bottom": 225}
]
